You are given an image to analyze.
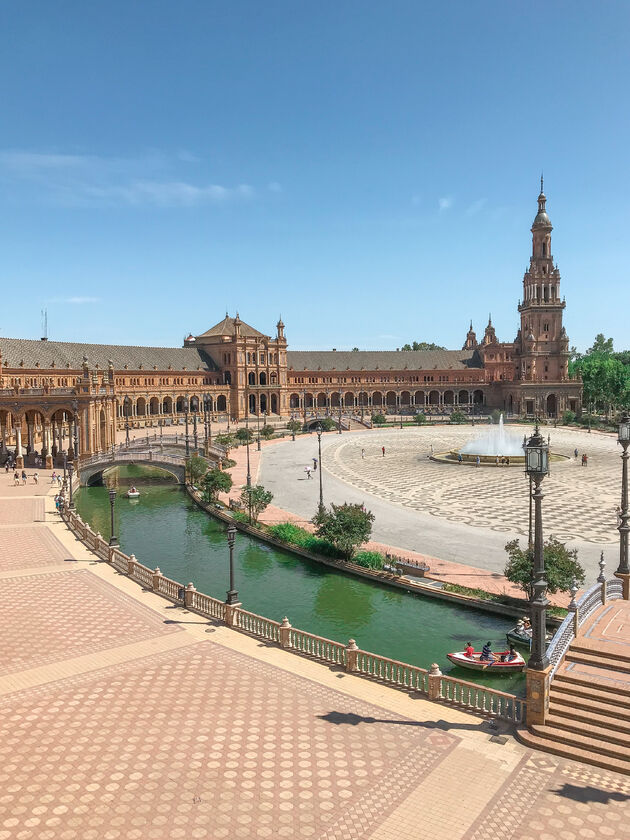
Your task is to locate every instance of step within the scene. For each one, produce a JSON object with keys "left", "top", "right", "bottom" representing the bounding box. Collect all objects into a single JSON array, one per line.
[
  {"left": 516, "top": 727, "right": 630, "bottom": 776},
  {"left": 566, "top": 649, "right": 630, "bottom": 674},
  {"left": 545, "top": 712, "right": 630, "bottom": 747},
  {"left": 529, "top": 723, "right": 630, "bottom": 762},
  {"left": 551, "top": 688, "right": 630, "bottom": 723},
  {"left": 571, "top": 640, "right": 630, "bottom": 665},
  {"left": 553, "top": 671, "right": 630, "bottom": 700}
]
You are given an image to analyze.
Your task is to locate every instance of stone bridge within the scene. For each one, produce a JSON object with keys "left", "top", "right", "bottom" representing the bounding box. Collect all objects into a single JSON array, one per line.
[{"left": 78, "top": 450, "right": 189, "bottom": 485}]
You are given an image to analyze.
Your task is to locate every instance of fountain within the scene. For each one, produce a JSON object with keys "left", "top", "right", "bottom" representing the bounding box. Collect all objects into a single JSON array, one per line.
[
  {"left": 460, "top": 414, "right": 524, "bottom": 459},
  {"left": 432, "top": 413, "right": 569, "bottom": 466}
]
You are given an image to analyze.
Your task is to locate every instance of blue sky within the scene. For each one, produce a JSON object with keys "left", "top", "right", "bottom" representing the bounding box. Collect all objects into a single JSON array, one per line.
[{"left": 1, "top": 1, "right": 628, "bottom": 352}]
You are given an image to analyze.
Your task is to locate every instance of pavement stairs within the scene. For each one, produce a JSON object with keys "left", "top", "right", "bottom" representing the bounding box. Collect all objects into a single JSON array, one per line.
[{"left": 518, "top": 638, "right": 630, "bottom": 775}]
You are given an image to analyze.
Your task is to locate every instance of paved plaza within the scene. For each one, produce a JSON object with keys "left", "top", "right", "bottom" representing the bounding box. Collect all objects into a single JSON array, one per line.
[
  {"left": 1, "top": 470, "right": 630, "bottom": 839},
  {"left": 259, "top": 425, "right": 621, "bottom": 582}
]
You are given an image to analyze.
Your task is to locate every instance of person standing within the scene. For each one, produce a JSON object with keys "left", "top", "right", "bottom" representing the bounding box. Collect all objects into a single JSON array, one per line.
[
  {"left": 33, "top": 472, "right": 39, "bottom": 484},
  {"left": 361, "top": 448, "right": 365, "bottom": 459},
  {"left": 312, "top": 458, "right": 318, "bottom": 471},
  {"left": 14, "top": 470, "right": 20, "bottom": 486},
  {"left": 21, "top": 470, "right": 27, "bottom": 485},
  {"left": 382, "top": 446, "right": 385, "bottom": 457}
]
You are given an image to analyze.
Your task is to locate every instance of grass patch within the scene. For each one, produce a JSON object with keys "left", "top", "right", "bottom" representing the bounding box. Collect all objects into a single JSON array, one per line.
[
  {"left": 352, "top": 550, "right": 386, "bottom": 570},
  {"left": 268, "top": 522, "right": 344, "bottom": 559}
]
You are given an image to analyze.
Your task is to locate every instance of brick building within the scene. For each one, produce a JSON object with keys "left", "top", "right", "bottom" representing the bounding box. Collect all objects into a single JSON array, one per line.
[{"left": 0, "top": 184, "right": 581, "bottom": 466}]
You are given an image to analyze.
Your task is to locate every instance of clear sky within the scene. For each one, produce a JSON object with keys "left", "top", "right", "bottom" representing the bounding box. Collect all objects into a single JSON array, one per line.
[{"left": 1, "top": 1, "right": 628, "bottom": 353}]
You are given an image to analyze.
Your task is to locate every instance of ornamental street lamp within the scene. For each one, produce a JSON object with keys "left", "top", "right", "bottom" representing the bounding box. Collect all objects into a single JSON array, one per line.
[
  {"left": 108, "top": 488, "right": 118, "bottom": 546},
  {"left": 290, "top": 413, "right": 296, "bottom": 442},
  {"left": 338, "top": 404, "right": 342, "bottom": 434},
  {"left": 184, "top": 397, "right": 190, "bottom": 457},
  {"left": 256, "top": 408, "right": 261, "bottom": 451},
  {"left": 226, "top": 524, "right": 239, "bottom": 604},
  {"left": 68, "top": 462, "right": 75, "bottom": 510},
  {"left": 193, "top": 408, "right": 198, "bottom": 452},
  {"left": 525, "top": 423, "right": 550, "bottom": 671},
  {"left": 616, "top": 412, "right": 630, "bottom": 577},
  {"left": 316, "top": 423, "right": 325, "bottom": 516}
]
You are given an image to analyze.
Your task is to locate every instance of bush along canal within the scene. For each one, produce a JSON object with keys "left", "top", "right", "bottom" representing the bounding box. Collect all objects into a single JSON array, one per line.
[{"left": 76, "top": 465, "right": 527, "bottom": 694}]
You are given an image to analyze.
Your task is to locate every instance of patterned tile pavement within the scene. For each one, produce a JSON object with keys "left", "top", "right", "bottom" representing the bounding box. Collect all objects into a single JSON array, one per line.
[
  {"left": 0, "top": 569, "right": 179, "bottom": 675},
  {"left": 0, "top": 642, "right": 458, "bottom": 840},
  {"left": 0, "top": 526, "right": 71, "bottom": 572},
  {"left": 0, "top": 497, "right": 45, "bottom": 524},
  {"left": 322, "top": 427, "right": 619, "bottom": 544},
  {"left": 463, "top": 751, "right": 630, "bottom": 839}
]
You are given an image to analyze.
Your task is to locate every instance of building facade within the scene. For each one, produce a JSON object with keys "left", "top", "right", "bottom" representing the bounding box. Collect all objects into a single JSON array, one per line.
[{"left": 0, "top": 185, "right": 581, "bottom": 467}]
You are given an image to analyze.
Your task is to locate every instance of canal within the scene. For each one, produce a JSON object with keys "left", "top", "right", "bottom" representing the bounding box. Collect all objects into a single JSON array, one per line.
[{"left": 76, "top": 466, "right": 526, "bottom": 694}]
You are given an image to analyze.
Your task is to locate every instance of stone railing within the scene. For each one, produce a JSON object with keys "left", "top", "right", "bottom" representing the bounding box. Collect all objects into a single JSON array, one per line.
[
  {"left": 547, "top": 560, "right": 624, "bottom": 679},
  {"left": 60, "top": 506, "right": 526, "bottom": 724}
]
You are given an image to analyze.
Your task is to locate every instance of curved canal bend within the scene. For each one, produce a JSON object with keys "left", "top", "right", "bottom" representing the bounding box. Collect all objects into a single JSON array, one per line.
[{"left": 75, "top": 466, "right": 526, "bottom": 694}]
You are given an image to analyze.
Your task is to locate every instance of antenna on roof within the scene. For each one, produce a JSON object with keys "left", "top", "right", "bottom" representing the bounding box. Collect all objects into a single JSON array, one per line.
[{"left": 40, "top": 308, "right": 48, "bottom": 341}]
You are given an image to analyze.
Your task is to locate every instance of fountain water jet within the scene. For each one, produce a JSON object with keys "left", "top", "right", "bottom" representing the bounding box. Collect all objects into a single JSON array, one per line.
[{"left": 460, "top": 414, "right": 524, "bottom": 457}]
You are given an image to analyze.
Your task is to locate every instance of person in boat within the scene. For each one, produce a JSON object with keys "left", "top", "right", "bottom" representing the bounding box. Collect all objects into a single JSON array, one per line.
[
  {"left": 464, "top": 641, "right": 475, "bottom": 658},
  {"left": 501, "top": 646, "right": 518, "bottom": 662},
  {"left": 480, "top": 641, "right": 495, "bottom": 661},
  {"left": 129, "top": 486, "right": 137, "bottom": 494}
]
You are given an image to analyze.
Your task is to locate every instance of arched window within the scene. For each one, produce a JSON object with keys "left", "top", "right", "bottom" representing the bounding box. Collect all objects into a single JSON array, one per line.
[
  {"left": 259, "top": 372, "right": 267, "bottom": 386},
  {"left": 248, "top": 372, "right": 255, "bottom": 386},
  {"left": 542, "top": 242, "right": 547, "bottom": 257}
]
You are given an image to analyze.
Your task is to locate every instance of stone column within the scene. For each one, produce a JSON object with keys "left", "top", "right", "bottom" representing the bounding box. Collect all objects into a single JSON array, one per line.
[
  {"left": 26, "top": 420, "right": 34, "bottom": 455},
  {"left": 51, "top": 419, "right": 58, "bottom": 458},
  {"left": 67, "top": 418, "right": 75, "bottom": 461},
  {"left": 525, "top": 665, "right": 552, "bottom": 726},
  {"left": 427, "top": 663, "right": 443, "bottom": 700},
  {"left": 43, "top": 422, "right": 53, "bottom": 469},
  {"left": 15, "top": 424, "right": 24, "bottom": 468},
  {"left": 0, "top": 417, "right": 6, "bottom": 455}
]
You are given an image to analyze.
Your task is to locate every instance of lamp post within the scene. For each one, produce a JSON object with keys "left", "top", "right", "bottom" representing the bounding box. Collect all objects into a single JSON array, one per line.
[
  {"left": 256, "top": 408, "right": 261, "bottom": 451},
  {"left": 291, "top": 413, "right": 296, "bottom": 442},
  {"left": 108, "top": 488, "right": 118, "bottom": 546},
  {"left": 525, "top": 423, "right": 550, "bottom": 671},
  {"left": 316, "top": 423, "right": 325, "bottom": 516},
  {"left": 616, "top": 411, "right": 630, "bottom": 578},
  {"left": 203, "top": 394, "right": 211, "bottom": 453},
  {"left": 124, "top": 397, "right": 131, "bottom": 447},
  {"left": 226, "top": 524, "right": 239, "bottom": 604},
  {"left": 68, "top": 462, "right": 75, "bottom": 510},
  {"left": 63, "top": 452, "right": 67, "bottom": 484},
  {"left": 338, "top": 404, "right": 342, "bottom": 434},
  {"left": 192, "top": 407, "right": 198, "bottom": 452},
  {"left": 184, "top": 397, "right": 190, "bottom": 457}
]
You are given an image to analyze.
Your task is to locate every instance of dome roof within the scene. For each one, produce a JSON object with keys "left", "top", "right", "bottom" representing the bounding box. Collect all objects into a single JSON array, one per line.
[{"left": 532, "top": 209, "right": 551, "bottom": 228}]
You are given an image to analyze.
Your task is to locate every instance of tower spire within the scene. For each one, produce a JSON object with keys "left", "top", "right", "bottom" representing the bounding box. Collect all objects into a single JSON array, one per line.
[{"left": 540, "top": 172, "right": 544, "bottom": 194}]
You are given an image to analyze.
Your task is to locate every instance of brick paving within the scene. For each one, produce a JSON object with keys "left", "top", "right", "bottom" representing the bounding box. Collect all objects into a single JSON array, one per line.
[
  {"left": 0, "top": 526, "right": 70, "bottom": 572},
  {"left": 1, "top": 480, "right": 629, "bottom": 839}
]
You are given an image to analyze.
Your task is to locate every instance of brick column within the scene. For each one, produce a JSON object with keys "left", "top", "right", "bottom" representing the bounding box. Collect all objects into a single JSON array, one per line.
[{"left": 525, "top": 664, "right": 552, "bottom": 726}]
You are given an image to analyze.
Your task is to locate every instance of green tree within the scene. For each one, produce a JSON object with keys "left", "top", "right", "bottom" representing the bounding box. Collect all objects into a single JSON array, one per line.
[
  {"left": 260, "top": 424, "right": 275, "bottom": 440},
  {"left": 401, "top": 343, "right": 412, "bottom": 351},
  {"left": 314, "top": 502, "right": 375, "bottom": 560},
  {"left": 286, "top": 419, "right": 302, "bottom": 434},
  {"left": 351, "top": 347, "right": 359, "bottom": 352},
  {"left": 318, "top": 417, "right": 337, "bottom": 432},
  {"left": 413, "top": 412, "right": 427, "bottom": 424},
  {"left": 588, "top": 333, "right": 614, "bottom": 355},
  {"left": 235, "top": 427, "right": 254, "bottom": 443},
  {"left": 372, "top": 413, "right": 386, "bottom": 425},
  {"left": 239, "top": 484, "right": 273, "bottom": 523},
  {"left": 504, "top": 537, "right": 586, "bottom": 601},
  {"left": 185, "top": 454, "right": 208, "bottom": 484},
  {"left": 201, "top": 468, "right": 233, "bottom": 502}
]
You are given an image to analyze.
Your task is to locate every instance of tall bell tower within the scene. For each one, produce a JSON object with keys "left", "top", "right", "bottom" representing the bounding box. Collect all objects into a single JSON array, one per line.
[{"left": 516, "top": 179, "right": 569, "bottom": 382}]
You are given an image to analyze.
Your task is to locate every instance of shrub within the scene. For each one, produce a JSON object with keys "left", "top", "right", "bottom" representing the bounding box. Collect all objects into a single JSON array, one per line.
[
  {"left": 231, "top": 511, "right": 250, "bottom": 524},
  {"left": 413, "top": 412, "right": 427, "bottom": 424},
  {"left": 260, "top": 424, "right": 275, "bottom": 440},
  {"left": 562, "top": 410, "right": 576, "bottom": 425},
  {"left": 214, "top": 433, "right": 235, "bottom": 451},
  {"left": 372, "top": 414, "right": 386, "bottom": 426},
  {"left": 286, "top": 419, "right": 302, "bottom": 434},
  {"left": 317, "top": 417, "right": 337, "bottom": 432},
  {"left": 449, "top": 410, "right": 467, "bottom": 424},
  {"left": 353, "top": 551, "right": 385, "bottom": 570},
  {"left": 235, "top": 427, "right": 254, "bottom": 443},
  {"left": 268, "top": 522, "right": 342, "bottom": 558},
  {"left": 221, "top": 457, "right": 236, "bottom": 469}
]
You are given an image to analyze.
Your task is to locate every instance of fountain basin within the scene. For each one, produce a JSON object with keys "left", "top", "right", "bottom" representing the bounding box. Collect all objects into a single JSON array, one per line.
[{"left": 431, "top": 450, "right": 569, "bottom": 466}]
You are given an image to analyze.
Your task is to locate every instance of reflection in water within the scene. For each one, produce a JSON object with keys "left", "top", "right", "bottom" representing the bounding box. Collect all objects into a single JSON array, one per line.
[{"left": 75, "top": 466, "right": 526, "bottom": 694}]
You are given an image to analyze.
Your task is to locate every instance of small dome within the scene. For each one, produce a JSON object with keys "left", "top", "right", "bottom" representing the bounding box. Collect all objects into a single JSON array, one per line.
[{"left": 532, "top": 209, "right": 551, "bottom": 228}]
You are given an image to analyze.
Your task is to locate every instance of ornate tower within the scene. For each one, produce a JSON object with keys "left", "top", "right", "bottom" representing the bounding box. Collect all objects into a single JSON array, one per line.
[
  {"left": 462, "top": 321, "right": 477, "bottom": 351},
  {"left": 516, "top": 180, "right": 569, "bottom": 382}
]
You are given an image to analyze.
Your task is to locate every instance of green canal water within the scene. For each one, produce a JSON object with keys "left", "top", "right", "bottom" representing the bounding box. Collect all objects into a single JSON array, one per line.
[{"left": 76, "top": 466, "right": 526, "bottom": 694}]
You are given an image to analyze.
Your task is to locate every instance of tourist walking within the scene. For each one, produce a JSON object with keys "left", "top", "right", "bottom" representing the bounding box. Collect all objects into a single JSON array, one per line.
[
  {"left": 312, "top": 458, "right": 317, "bottom": 471},
  {"left": 475, "top": 456, "right": 480, "bottom": 467},
  {"left": 33, "top": 472, "right": 39, "bottom": 484},
  {"left": 21, "top": 470, "right": 27, "bottom": 485},
  {"left": 14, "top": 470, "right": 20, "bottom": 486},
  {"left": 574, "top": 448, "right": 579, "bottom": 459},
  {"left": 304, "top": 466, "right": 312, "bottom": 479},
  {"left": 51, "top": 471, "right": 57, "bottom": 484},
  {"left": 361, "top": 448, "right": 365, "bottom": 459},
  {"left": 382, "top": 446, "right": 385, "bottom": 457}
]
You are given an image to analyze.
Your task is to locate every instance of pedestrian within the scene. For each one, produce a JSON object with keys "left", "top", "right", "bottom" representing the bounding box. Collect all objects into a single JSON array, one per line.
[
  {"left": 476, "top": 456, "right": 480, "bottom": 467},
  {"left": 4, "top": 462, "right": 8, "bottom": 473},
  {"left": 14, "top": 470, "right": 20, "bottom": 486},
  {"left": 305, "top": 466, "right": 312, "bottom": 479},
  {"left": 574, "top": 448, "right": 578, "bottom": 459},
  {"left": 495, "top": 455, "right": 499, "bottom": 466},
  {"left": 51, "top": 471, "right": 57, "bottom": 484},
  {"left": 430, "top": 444, "right": 434, "bottom": 455},
  {"left": 361, "top": 448, "right": 365, "bottom": 459},
  {"left": 457, "top": 453, "right": 463, "bottom": 464},
  {"left": 21, "top": 470, "right": 27, "bottom": 485},
  {"left": 33, "top": 472, "right": 39, "bottom": 484},
  {"left": 583, "top": 453, "right": 588, "bottom": 467},
  {"left": 382, "top": 446, "right": 385, "bottom": 457},
  {"left": 312, "top": 458, "right": 318, "bottom": 471}
]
